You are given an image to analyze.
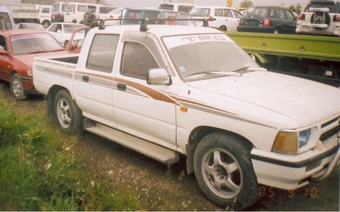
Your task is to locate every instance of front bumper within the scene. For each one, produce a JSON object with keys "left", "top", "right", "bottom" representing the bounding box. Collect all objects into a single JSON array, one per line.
[{"left": 251, "top": 136, "right": 340, "bottom": 190}]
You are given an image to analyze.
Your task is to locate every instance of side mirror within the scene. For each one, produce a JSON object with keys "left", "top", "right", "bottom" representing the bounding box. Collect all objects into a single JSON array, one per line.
[
  {"left": 0, "top": 49, "right": 8, "bottom": 56},
  {"left": 147, "top": 68, "right": 171, "bottom": 86}
]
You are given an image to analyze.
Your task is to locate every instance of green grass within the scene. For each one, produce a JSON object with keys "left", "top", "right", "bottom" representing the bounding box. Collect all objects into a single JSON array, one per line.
[{"left": 0, "top": 98, "right": 139, "bottom": 210}]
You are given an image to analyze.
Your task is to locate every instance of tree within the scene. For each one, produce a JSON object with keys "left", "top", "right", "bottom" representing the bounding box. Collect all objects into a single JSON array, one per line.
[{"left": 240, "top": 0, "right": 253, "bottom": 8}]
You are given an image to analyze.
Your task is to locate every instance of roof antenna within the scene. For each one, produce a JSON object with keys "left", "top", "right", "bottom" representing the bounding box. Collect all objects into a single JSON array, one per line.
[{"left": 140, "top": 18, "right": 149, "bottom": 32}]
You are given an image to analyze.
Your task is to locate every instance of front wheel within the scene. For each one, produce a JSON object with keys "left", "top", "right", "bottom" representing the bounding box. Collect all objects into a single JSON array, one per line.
[
  {"left": 55, "top": 90, "right": 83, "bottom": 135},
  {"left": 10, "top": 74, "right": 28, "bottom": 100},
  {"left": 194, "top": 132, "right": 258, "bottom": 210}
]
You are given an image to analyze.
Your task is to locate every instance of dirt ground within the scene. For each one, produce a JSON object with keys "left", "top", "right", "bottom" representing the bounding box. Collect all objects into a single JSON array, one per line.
[{"left": 1, "top": 83, "right": 339, "bottom": 211}]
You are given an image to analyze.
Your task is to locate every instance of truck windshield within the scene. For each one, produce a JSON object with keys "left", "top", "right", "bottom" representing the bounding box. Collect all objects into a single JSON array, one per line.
[{"left": 163, "top": 34, "right": 259, "bottom": 80}]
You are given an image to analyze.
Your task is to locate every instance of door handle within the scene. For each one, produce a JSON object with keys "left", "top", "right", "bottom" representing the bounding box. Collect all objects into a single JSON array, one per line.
[
  {"left": 82, "top": 75, "right": 89, "bottom": 82},
  {"left": 117, "top": 83, "right": 126, "bottom": 91}
]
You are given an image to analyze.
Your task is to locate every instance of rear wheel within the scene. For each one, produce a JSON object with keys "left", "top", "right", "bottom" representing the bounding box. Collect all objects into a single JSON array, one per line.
[
  {"left": 194, "top": 132, "right": 258, "bottom": 210},
  {"left": 10, "top": 74, "right": 28, "bottom": 101},
  {"left": 42, "top": 20, "right": 50, "bottom": 28},
  {"left": 219, "top": 25, "right": 227, "bottom": 31},
  {"left": 55, "top": 90, "right": 83, "bottom": 135}
]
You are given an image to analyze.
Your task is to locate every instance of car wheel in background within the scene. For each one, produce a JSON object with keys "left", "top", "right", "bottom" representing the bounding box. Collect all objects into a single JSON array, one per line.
[
  {"left": 219, "top": 25, "right": 227, "bottom": 31},
  {"left": 42, "top": 20, "right": 51, "bottom": 28},
  {"left": 10, "top": 74, "right": 28, "bottom": 101}
]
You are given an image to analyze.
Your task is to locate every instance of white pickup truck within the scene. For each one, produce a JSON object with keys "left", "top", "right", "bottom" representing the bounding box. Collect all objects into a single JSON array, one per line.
[{"left": 33, "top": 23, "right": 340, "bottom": 210}]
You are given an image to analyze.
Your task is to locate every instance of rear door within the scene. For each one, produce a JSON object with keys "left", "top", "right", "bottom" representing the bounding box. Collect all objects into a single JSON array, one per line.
[{"left": 73, "top": 33, "right": 119, "bottom": 127}]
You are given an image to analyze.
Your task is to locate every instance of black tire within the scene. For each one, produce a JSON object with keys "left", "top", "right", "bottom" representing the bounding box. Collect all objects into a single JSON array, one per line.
[
  {"left": 193, "top": 132, "right": 258, "bottom": 210},
  {"left": 219, "top": 25, "right": 227, "bottom": 31},
  {"left": 55, "top": 90, "right": 83, "bottom": 135},
  {"left": 42, "top": 20, "right": 50, "bottom": 28},
  {"left": 10, "top": 73, "right": 28, "bottom": 100}
]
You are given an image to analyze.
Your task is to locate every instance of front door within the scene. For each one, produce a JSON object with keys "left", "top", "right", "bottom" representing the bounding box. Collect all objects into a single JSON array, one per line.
[{"left": 112, "top": 32, "right": 177, "bottom": 150}]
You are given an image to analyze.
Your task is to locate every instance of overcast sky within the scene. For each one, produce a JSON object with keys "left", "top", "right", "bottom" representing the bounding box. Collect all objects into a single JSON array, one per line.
[{"left": 105, "top": 0, "right": 310, "bottom": 8}]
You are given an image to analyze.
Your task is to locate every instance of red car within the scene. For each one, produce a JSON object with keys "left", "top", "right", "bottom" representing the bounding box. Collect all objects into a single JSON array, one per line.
[{"left": 0, "top": 29, "right": 69, "bottom": 100}]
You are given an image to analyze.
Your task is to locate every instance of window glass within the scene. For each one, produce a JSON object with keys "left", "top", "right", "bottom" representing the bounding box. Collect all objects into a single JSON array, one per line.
[
  {"left": 86, "top": 34, "right": 119, "bottom": 72},
  {"left": 215, "top": 9, "right": 223, "bottom": 16},
  {"left": 224, "top": 9, "right": 232, "bottom": 17},
  {"left": 285, "top": 10, "right": 295, "bottom": 20},
  {"left": 78, "top": 5, "right": 87, "bottom": 12},
  {"left": 233, "top": 10, "right": 243, "bottom": 18},
  {"left": 278, "top": 10, "right": 286, "bottom": 19},
  {"left": 121, "top": 42, "right": 159, "bottom": 79}
]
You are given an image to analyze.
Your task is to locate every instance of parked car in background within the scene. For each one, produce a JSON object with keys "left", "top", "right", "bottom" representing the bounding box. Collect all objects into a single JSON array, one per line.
[
  {"left": 158, "top": 2, "right": 196, "bottom": 13},
  {"left": 38, "top": 5, "right": 52, "bottom": 28},
  {"left": 46, "top": 22, "right": 85, "bottom": 48},
  {"left": 0, "top": 30, "right": 68, "bottom": 100},
  {"left": 101, "top": 7, "right": 126, "bottom": 26},
  {"left": 51, "top": 1, "right": 69, "bottom": 22},
  {"left": 237, "top": 6, "right": 297, "bottom": 34},
  {"left": 16, "top": 23, "right": 45, "bottom": 30},
  {"left": 122, "top": 8, "right": 196, "bottom": 26},
  {"left": 63, "top": 2, "right": 103, "bottom": 23},
  {"left": 189, "top": 6, "right": 243, "bottom": 31},
  {"left": 96, "top": 5, "right": 116, "bottom": 19},
  {"left": 296, "top": 0, "right": 340, "bottom": 36}
]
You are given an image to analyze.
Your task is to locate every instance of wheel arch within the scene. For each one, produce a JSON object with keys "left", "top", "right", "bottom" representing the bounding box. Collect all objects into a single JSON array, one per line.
[
  {"left": 186, "top": 126, "right": 254, "bottom": 174},
  {"left": 46, "top": 85, "right": 71, "bottom": 116}
]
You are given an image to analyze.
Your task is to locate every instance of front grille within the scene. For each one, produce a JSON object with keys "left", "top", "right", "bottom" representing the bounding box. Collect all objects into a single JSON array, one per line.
[{"left": 320, "top": 117, "right": 340, "bottom": 142}]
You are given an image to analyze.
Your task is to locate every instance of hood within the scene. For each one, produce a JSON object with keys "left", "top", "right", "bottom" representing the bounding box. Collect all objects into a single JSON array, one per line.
[
  {"left": 15, "top": 50, "right": 70, "bottom": 68},
  {"left": 187, "top": 71, "right": 340, "bottom": 127}
]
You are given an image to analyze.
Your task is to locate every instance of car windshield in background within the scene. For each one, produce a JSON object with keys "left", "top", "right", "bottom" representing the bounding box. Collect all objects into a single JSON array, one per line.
[
  {"left": 64, "top": 24, "right": 85, "bottom": 33},
  {"left": 163, "top": 34, "right": 259, "bottom": 80},
  {"left": 189, "top": 7, "right": 210, "bottom": 16},
  {"left": 11, "top": 33, "right": 63, "bottom": 55}
]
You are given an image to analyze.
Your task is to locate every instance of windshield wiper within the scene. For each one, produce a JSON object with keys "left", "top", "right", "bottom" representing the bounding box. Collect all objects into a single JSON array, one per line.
[
  {"left": 185, "top": 70, "right": 241, "bottom": 78},
  {"left": 233, "top": 66, "right": 266, "bottom": 75}
]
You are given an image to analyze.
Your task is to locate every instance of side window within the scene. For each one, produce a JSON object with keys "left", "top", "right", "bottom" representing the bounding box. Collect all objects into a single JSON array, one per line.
[
  {"left": 224, "top": 9, "right": 233, "bottom": 17},
  {"left": 126, "top": 11, "right": 142, "bottom": 24},
  {"left": 78, "top": 5, "right": 87, "bottom": 12},
  {"left": 145, "top": 11, "right": 160, "bottom": 24},
  {"left": 121, "top": 42, "right": 160, "bottom": 80},
  {"left": 0, "top": 35, "right": 6, "bottom": 50},
  {"left": 285, "top": 10, "right": 295, "bottom": 20},
  {"left": 42, "top": 7, "right": 50, "bottom": 13},
  {"left": 232, "top": 10, "right": 243, "bottom": 18},
  {"left": 86, "top": 34, "right": 119, "bottom": 73},
  {"left": 215, "top": 9, "right": 223, "bottom": 16},
  {"left": 278, "top": 9, "right": 286, "bottom": 19}
]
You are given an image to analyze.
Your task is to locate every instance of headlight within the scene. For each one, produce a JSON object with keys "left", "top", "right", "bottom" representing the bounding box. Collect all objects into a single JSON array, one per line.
[
  {"left": 299, "top": 129, "right": 311, "bottom": 148},
  {"left": 27, "top": 70, "right": 33, "bottom": 77},
  {"left": 272, "top": 129, "right": 312, "bottom": 154}
]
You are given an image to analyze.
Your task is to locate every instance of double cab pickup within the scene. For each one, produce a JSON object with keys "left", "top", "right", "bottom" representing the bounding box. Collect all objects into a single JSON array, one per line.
[{"left": 32, "top": 23, "right": 340, "bottom": 210}]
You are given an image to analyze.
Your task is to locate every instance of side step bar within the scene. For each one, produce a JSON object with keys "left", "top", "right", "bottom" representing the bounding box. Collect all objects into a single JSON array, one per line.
[{"left": 84, "top": 121, "right": 180, "bottom": 165}]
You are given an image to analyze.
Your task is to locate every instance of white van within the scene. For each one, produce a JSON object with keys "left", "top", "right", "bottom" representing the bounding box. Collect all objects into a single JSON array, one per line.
[
  {"left": 38, "top": 5, "right": 52, "bottom": 28},
  {"left": 0, "top": 5, "right": 15, "bottom": 30},
  {"left": 159, "top": 2, "right": 196, "bottom": 13},
  {"left": 64, "top": 2, "right": 103, "bottom": 23},
  {"left": 51, "top": 1, "right": 69, "bottom": 23}
]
